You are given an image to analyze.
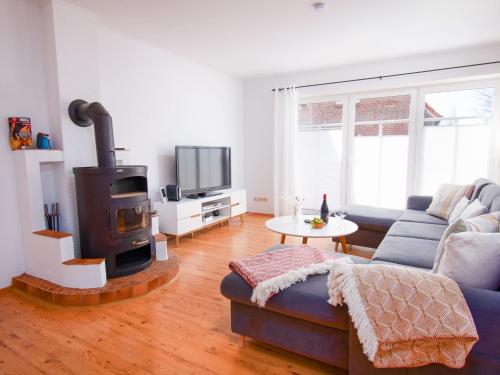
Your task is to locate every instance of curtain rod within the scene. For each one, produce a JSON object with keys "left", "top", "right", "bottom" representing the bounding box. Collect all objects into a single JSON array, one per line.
[{"left": 271, "top": 60, "right": 500, "bottom": 92}]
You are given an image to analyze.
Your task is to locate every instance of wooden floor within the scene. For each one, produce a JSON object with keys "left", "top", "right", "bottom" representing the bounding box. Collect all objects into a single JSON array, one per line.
[{"left": 0, "top": 214, "right": 371, "bottom": 375}]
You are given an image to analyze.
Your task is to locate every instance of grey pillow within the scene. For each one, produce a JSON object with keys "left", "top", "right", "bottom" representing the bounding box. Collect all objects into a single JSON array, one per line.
[
  {"left": 432, "top": 220, "right": 468, "bottom": 272},
  {"left": 436, "top": 232, "right": 500, "bottom": 290},
  {"left": 432, "top": 212, "right": 500, "bottom": 272}
]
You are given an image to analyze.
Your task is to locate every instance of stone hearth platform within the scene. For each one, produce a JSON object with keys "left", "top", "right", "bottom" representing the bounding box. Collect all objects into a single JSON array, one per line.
[{"left": 12, "top": 252, "right": 179, "bottom": 306}]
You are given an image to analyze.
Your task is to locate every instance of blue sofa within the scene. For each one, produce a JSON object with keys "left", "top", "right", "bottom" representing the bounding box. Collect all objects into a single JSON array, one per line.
[{"left": 220, "top": 179, "right": 500, "bottom": 374}]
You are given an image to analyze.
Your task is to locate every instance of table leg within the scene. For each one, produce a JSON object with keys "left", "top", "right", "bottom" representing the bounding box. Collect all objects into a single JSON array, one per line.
[
  {"left": 302, "top": 237, "right": 308, "bottom": 244},
  {"left": 280, "top": 234, "right": 286, "bottom": 244},
  {"left": 238, "top": 335, "right": 246, "bottom": 348},
  {"left": 339, "top": 236, "right": 348, "bottom": 254}
]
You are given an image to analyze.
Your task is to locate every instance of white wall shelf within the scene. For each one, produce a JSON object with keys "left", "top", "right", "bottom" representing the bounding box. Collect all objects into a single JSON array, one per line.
[{"left": 13, "top": 149, "right": 107, "bottom": 288}]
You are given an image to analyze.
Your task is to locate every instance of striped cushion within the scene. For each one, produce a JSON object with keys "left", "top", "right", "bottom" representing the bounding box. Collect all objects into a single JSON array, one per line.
[
  {"left": 426, "top": 184, "right": 475, "bottom": 220},
  {"left": 467, "top": 211, "right": 500, "bottom": 232}
]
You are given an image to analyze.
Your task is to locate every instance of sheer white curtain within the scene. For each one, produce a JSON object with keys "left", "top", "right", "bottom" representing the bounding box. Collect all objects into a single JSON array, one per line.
[{"left": 273, "top": 87, "right": 298, "bottom": 216}]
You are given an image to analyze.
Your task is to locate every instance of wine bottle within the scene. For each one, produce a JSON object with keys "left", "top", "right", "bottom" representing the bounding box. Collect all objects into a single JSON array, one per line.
[{"left": 320, "top": 194, "right": 329, "bottom": 223}]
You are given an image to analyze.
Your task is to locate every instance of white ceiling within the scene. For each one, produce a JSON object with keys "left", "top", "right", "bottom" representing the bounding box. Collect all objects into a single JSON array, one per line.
[{"left": 66, "top": 0, "right": 500, "bottom": 79}]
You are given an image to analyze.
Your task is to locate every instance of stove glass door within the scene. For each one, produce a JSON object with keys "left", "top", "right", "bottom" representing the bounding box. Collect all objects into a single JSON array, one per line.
[{"left": 116, "top": 204, "right": 150, "bottom": 234}]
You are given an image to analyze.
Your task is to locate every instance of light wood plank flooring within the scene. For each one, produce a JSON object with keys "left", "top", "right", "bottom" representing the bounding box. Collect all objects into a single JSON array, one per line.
[{"left": 0, "top": 214, "right": 370, "bottom": 374}]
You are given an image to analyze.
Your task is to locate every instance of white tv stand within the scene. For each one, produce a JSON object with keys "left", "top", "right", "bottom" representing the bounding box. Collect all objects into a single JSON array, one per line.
[{"left": 154, "top": 189, "right": 247, "bottom": 247}]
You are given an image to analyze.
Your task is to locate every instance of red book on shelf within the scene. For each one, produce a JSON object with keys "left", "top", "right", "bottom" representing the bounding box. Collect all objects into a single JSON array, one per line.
[{"left": 8, "top": 117, "right": 33, "bottom": 150}]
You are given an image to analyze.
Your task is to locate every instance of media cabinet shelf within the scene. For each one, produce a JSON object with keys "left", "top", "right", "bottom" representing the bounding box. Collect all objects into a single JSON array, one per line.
[
  {"left": 154, "top": 189, "right": 247, "bottom": 247},
  {"left": 202, "top": 204, "right": 230, "bottom": 214},
  {"left": 203, "top": 215, "right": 230, "bottom": 225}
]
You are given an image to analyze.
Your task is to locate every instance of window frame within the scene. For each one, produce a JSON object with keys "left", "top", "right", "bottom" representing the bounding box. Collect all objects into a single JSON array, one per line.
[
  {"left": 413, "top": 79, "right": 500, "bottom": 194},
  {"left": 297, "top": 78, "right": 500, "bottom": 209},
  {"left": 297, "top": 95, "right": 349, "bottom": 207},
  {"left": 346, "top": 88, "right": 418, "bottom": 207}
]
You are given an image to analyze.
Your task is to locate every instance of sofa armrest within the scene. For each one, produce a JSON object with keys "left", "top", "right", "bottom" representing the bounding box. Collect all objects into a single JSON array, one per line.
[
  {"left": 406, "top": 195, "right": 432, "bottom": 211},
  {"left": 461, "top": 285, "right": 500, "bottom": 322},
  {"left": 460, "top": 286, "right": 500, "bottom": 363}
]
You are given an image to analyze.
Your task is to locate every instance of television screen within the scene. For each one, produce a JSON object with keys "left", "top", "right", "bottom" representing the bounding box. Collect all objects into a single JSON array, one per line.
[{"left": 176, "top": 146, "right": 231, "bottom": 195}]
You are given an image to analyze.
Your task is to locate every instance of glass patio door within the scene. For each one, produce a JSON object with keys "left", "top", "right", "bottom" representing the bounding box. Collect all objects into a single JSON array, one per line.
[
  {"left": 296, "top": 96, "right": 347, "bottom": 212},
  {"left": 415, "top": 83, "right": 497, "bottom": 194},
  {"left": 347, "top": 91, "right": 416, "bottom": 209}
]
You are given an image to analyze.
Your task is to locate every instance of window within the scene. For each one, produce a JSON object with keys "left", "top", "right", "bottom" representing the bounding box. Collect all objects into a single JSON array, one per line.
[
  {"left": 350, "top": 94, "right": 412, "bottom": 208},
  {"left": 297, "top": 99, "right": 345, "bottom": 211},
  {"left": 296, "top": 80, "right": 499, "bottom": 210},
  {"left": 418, "top": 87, "right": 495, "bottom": 194}
]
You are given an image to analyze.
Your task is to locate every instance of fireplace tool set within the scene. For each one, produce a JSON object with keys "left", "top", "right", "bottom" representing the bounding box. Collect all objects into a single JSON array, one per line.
[{"left": 44, "top": 203, "right": 60, "bottom": 231}]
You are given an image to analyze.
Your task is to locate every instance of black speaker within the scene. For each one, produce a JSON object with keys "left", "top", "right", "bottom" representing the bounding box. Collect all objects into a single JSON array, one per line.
[{"left": 166, "top": 184, "right": 182, "bottom": 201}]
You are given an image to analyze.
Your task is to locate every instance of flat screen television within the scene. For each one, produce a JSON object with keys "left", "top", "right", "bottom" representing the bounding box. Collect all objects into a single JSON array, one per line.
[{"left": 175, "top": 146, "right": 231, "bottom": 198}]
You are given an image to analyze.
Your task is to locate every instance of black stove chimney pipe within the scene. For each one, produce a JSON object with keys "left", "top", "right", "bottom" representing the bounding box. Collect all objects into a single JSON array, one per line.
[{"left": 68, "top": 99, "right": 116, "bottom": 168}]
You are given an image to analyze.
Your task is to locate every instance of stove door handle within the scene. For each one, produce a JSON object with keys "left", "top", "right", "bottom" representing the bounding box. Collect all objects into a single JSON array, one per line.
[{"left": 132, "top": 238, "right": 149, "bottom": 247}]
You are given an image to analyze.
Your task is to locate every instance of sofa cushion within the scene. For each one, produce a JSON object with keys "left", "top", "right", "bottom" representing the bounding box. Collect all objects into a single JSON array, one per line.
[
  {"left": 220, "top": 254, "right": 370, "bottom": 329},
  {"left": 345, "top": 205, "right": 402, "bottom": 233},
  {"left": 398, "top": 209, "right": 448, "bottom": 225},
  {"left": 490, "top": 196, "right": 500, "bottom": 212},
  {"left": 460, "top": 199, "right": 488, "bottom": 219},
  {"left": 386, "top": 221, "right": 447, "bottom": 241},
  {"left": 471, "top": 178, "right": 494, "bottom": 201},
  {"left": 221, "top": 272, "right": 349, "bottom": 329},
  {"left": 431, "top": 213, "right": 500, "bottom": 273},
  {"left": 372, "top": 236, "right": 440, "bottom": 269},
  {"left": 406, "top": 195, "right": 433, "bottom": 211},
  {"left": 477, "top": 184, "right": 500, "bottom": 210},
  {"left": 426, "top": 183, "right": 475, "bottom": 220},
  {"left": 448, "top": 196, "right": 469, "bottom": 222},
  {"left": 437, "top": 232, "right": 500, "bottom": 290}
]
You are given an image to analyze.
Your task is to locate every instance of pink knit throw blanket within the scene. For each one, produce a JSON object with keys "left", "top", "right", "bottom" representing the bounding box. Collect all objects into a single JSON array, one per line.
[
  {"left": 328, "top": 263, "right": 478, "bottom": 369},
  {"left": 229, "top": 245, "right": 352, "bottom": 307}
]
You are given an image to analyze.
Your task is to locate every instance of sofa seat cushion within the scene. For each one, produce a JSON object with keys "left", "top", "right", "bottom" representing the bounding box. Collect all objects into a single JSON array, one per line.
[
  {"left": 221, "top": 273, "right": 350, "bottom": 330},
  {"left": 386, "top": 221, "right": 447, "bottom": 241},
  {"left": 398, "top": 209, "right": 448, "bottom": 225},
  {"left": 372, "top": 236, "right": 440, "bottom": 269},
  {"left": 345, "top": 205, "right": 402, "bottom": 233},
  {"left": 220, "top": 254, "right": 370, "bottom": 330}
]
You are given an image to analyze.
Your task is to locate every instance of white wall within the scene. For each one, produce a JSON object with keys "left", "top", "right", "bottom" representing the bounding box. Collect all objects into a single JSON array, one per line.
[
  {"left": 98, "top": 27, "right": 245, "bottom": 202},
  {"left": 0, "top": 0, "right": 52, "bottom": 287},
  {"left": 0, "top": 0, "right": 245, "bottom": 287},
  {"left": 44, "top": 0, "right": 102, "bottom": 243},
  {"left": 244, "top": 43, "right": 500, "bottom": 213}
]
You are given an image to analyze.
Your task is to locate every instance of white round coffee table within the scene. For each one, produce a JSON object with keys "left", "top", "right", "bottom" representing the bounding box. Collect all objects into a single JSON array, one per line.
[{"left": 265, "top": 215, "right": 358, "bottom": 253}]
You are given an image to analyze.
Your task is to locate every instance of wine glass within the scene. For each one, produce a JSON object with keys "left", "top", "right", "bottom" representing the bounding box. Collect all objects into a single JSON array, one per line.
[{"left": 334, "top": 207, "right": 347, "bottom": 228}]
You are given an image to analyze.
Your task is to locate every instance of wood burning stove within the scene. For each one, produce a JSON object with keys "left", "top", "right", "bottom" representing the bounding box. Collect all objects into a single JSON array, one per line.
[{"left": 69, "top": 100, "right": 153, "bottom": 277}]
